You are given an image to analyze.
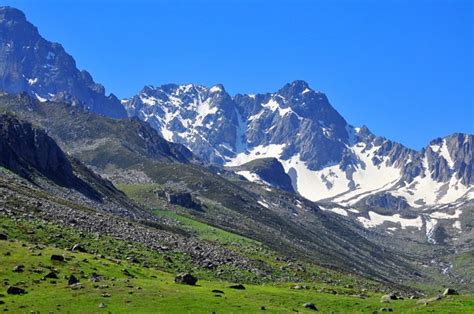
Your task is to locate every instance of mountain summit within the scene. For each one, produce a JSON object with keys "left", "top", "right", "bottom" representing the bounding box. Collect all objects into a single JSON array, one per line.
[{"left": 0, "top": 6, "right": 126, "bottom": 118}]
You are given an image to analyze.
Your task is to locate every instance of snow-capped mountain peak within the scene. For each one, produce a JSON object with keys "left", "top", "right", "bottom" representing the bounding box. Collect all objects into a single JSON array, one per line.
[{"left": 124, "top": 80, "right": 473, "bottom": 215}]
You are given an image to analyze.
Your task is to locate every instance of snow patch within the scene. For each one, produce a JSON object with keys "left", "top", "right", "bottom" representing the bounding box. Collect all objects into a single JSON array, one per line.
[
  {"left": 430, "top": 209, "right": 462, "bottom": 219},
  {"left": 258, "top": 200, "right": 270, "bottom": 208},
  {"left": 452, "top": 221, "right": 461, "bottom": 230},
  {"left": 357, "top": 211, "right": 423, "bottom": 230},
  {"left": 425, "top": 217, "right": 438, "bottom": 244},
  {"left": 319, "top": 206, "right": 348, "bottom": 216},
  {"left": 236, "top": 170, "right": 261, "bottom": 183},
  {"left": 209, "top": 85, "right": 223, "bottom": 93},
  {"left": 34, "top": 93, "right": 47, "bottom": 102},
  {"left": 226, "top": 144, "right": 287, "bottom": 167}
]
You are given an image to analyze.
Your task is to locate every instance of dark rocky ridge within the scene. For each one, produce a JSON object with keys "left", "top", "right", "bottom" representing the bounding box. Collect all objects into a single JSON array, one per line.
[
  {"left": 0, "top": 6, "right": 126, "bottom": 118},
  {"left": 232, "top": 158, "right": 295, "bottom": 193},
  {"left": 0, "top": 93, "right": 196, "bottom": 177}
]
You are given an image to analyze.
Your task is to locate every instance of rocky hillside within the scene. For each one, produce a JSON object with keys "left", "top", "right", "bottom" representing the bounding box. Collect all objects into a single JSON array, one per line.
[
  {"left": 0, "top": 113, "right": 309, "bottom": 280},
  {"left": 0, "top": 93, "right": 195, "bottom": 182},
  {"left": 0, "top": 6, "right": 126, "bottom": 118}
]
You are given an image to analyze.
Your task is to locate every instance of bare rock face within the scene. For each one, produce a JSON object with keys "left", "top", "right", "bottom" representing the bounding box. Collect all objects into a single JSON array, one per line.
[
  {"left": 0, "top": 112, "right": 75, "bottom": 184},
  {"left": 0, "top": 6, "right": 126, "bottom": 118},
  {"left": 0, "top": 112, "right": 104, "bottom": 201},
  {"left": 165, "top": 191, "right": 196, "bottom": 208}
]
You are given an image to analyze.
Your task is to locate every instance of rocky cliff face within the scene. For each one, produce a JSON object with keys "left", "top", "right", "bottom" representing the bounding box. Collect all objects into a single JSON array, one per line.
[
  {"left": 0, "top": 112, "right": 74, "bottom": 184},
  {"left": 0, "top": 6, "right": 126, "bottom": 118}
]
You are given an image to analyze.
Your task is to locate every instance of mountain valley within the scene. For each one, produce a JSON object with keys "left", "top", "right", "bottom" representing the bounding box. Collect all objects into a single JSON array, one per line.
[{"left": 0, "top": 5, "right": 473, "bottom": 313}]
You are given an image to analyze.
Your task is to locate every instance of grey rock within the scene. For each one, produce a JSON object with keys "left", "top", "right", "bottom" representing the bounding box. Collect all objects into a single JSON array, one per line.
[
  {"left": 380, "top": 293, "right": 398, "bottom": 303},
  {"left": 228, "top": 284, "right": 245, "bottom": 290},
  {"left": 68, "top": 275, "right": 79, "bottom": 286},
  {"left": 50, "top": 254, "right": 65, "bottom": 262},
  {"left": 43, "top": 272, "right": 58, "bottom": 279},
  {"left": 443, "top": 288, "right": 458, "bottom": 296},
  {"left": 12, "top": 265, "right": 24, "bottom": 272},
  {"left": 174, "top": 273, "right": 197, "bottom": 286},
  {"left": 71, "top": 244, "right": 86, "bottom": 253},
  {"left": 7, "top": 286, "right": 26, "bottom": 295},
  {"left": 303, "top": 302, "right": 318, "bottom": 311}
]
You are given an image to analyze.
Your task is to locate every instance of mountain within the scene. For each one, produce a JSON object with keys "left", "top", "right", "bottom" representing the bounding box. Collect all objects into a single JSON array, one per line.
[
  {"left": 1, "top": 94, "right": 440, "bottom": 285},
  {"left": 123, "top": 83, "right": 243, "bottom": 164},
  {"left": 124, "top": 81, "right": 473, "bottom": 213},
  {"left": 0, "top": 6, "right": 126, "bottom": 118}
]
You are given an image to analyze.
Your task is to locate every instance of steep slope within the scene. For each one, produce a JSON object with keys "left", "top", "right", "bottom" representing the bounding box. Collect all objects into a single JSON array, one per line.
[
  {"left": 0, "top": 112, "right": 149, "bottom": 217},
  {"left": 0, "top": 6, "right": 126, "bottom": 118}
]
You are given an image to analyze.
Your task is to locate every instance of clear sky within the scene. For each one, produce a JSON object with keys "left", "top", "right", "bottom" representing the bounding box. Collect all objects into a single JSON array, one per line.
[{"left": 4, "top": 0, "right": 473, "bottom": 149}]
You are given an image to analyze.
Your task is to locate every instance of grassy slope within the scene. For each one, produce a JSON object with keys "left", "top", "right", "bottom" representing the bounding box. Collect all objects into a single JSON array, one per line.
[{"left": 1, "top": 221, "right": 473, "bottom": 313}]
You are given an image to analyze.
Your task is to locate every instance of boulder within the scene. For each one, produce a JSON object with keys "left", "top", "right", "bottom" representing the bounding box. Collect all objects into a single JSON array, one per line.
[
  {"left": 50, "top": 254, "right": 65, "bottom": 262},
  {"left": 71, "top": 244, "right": 87, "bottom": 253},
  {"left": 303, "top": 303, "right": 318, "bottom": 311},
  {"left": 12, "top": 265, "right": 25, "bottom": 273},
  {"left": 228, "top": 284, "right": 246, "bottom": 290},
  {"left": 290, "top": 285, "right": 307, "bottom": 290},
  {"left": 443, "top": 288, "right": 458, "bottom": 296},
  {"left": 165, "top": 191, "right": 199, "bottom": 209},
  {"left": 44, "top": 272, "right": 59, "bottom": 279},
  {"left": 0, "top": 233, "right": 7, "bottom": 240},
  {"left": 174, "top": 273, "right": 197, "bottom": 286},
  {"left": 68, "top": 275, "right": 80, "bottom": 286},
  {"left": 380, "top": 293, "right": 398, "bottom": 303},
  {"left": 7, "top": 286, "right": 26, "bottom": 295}
]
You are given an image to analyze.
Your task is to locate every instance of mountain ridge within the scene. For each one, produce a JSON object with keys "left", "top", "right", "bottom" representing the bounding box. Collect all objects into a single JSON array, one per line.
[
  {"left": 0, "top": 6, "right": 126, "bottom": 118},
  {"left": 123, "top": 81, "right": 473, "bottom": 212}
]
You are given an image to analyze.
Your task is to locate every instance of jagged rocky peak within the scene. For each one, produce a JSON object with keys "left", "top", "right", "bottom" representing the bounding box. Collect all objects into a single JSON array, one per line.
[
  {"left": 425, "top": 133, "right": 473, "bottom": 185},
  {"left": 0, "top": 6, "right": 126, "bottom": 118},
  {"left": 123, "top": 82, "right": 241, "bottom": 165}
]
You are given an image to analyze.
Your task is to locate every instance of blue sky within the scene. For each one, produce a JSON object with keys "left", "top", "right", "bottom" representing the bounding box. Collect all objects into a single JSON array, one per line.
[{"left": 4, "top": 0, "right": 473, "bottom": 149}]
